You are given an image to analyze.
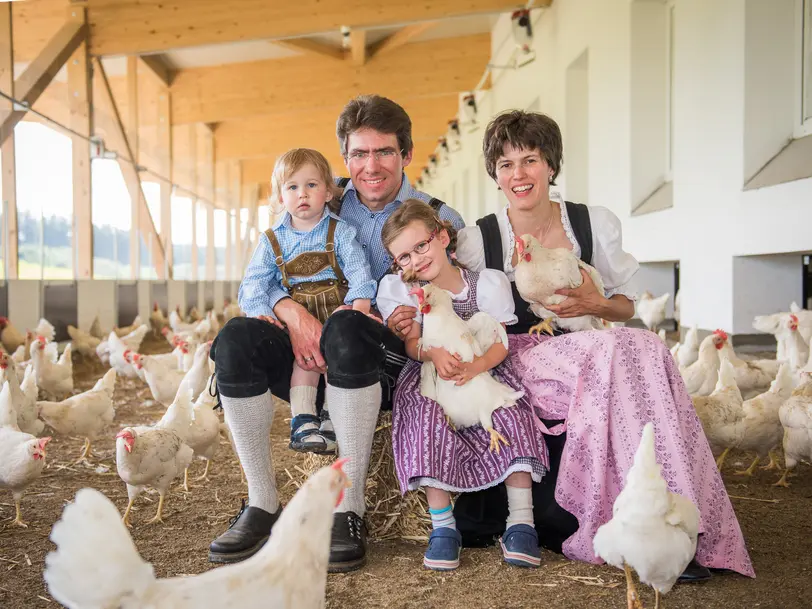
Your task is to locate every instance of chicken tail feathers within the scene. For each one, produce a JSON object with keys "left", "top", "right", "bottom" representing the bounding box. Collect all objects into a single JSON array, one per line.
[{"left": 44, "top": 488, "right": 155, "bottom": 609}]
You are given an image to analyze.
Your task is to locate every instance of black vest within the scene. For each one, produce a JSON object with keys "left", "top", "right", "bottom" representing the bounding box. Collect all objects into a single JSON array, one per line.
[{"left": 476, "top": 201, "right": 594, "bottom": 335}]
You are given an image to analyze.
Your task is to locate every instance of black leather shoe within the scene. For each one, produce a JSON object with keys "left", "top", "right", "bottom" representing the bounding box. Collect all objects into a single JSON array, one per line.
[
  {"left": 328, "top": 511, "right": 367, "bottom": 572},
  {"left": 677, "top": 558, "right": 712, "bottom": 583},
  {"left": 208, "top": 499, "right": 282, "bottom": 564}
]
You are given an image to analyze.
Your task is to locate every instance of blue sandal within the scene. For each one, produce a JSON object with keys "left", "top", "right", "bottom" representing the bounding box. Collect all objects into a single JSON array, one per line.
[
  {"left": 289, "top": 414, "right": 335, "bottom": 454},
  {"left": 423, "top": 527, "right": 462, "bottom": 571},
  {"left": 500, "top": 524, "right": 542, "bottom": 567}
]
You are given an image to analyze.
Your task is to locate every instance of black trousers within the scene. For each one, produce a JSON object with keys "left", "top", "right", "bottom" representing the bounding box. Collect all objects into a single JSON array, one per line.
[{"left": 210, "top": 310, "right": 407, "bottom": 409}]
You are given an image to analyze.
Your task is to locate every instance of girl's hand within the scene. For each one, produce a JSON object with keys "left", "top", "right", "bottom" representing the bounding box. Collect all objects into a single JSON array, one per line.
[
  {"left": 428, "top": 347, "right": 463, "bottom": 380},
  {"left": 546, "top": 269, "right": 607, "bottom": 318},
  {"left": 452, "top": 357, "right": 485, "bottom": 386}
]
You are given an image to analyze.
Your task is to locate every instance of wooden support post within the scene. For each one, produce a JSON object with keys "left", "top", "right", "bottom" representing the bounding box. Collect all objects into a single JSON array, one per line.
[
  {"left": 206, "top": 198, "right": 215, "bottom": 280},
  {"left": 68, "top": 7, "right": 93, "bottom": 279},
  {"left": 0, "top": 4, "right": 17, "bottom": 279},
  {"left": 94, "top": 59, "right": 166, "bottom": 277},
  {"left": 126, "top": 56, "right": 139, "bottom": 278},
  {"left": 0, "top": 17, "right": 86, "bottom": 145},
  {"left": 158, "top": 90, "right": 172, "bottom": 278},
  {"left": 189, "top": 126, "right": 198, "bottom": 281},
  {"left": 350, "top": 30, "right": 367, "bottom": 66}
]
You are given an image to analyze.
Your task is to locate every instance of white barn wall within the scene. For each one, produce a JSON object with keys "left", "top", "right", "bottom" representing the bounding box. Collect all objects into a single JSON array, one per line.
[{"left": 424, "top": 0, "right": 812, "bottom": 335}]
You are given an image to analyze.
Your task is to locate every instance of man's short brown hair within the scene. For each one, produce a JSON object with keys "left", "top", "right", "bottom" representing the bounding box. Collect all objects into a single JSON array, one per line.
[
  {"left": 336, "top": 95, "right": 413, "bottom": 157},
  {"left": 482, "top": 110, "right": 563, "bottom": 185}
]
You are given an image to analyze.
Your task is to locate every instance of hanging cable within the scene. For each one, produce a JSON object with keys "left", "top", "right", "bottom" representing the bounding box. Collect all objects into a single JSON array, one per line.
[{"left": 0, "top": 88, "right": 223, "bottom": 209}]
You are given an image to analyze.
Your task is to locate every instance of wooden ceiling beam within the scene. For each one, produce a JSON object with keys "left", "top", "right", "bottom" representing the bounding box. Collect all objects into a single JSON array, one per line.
[
  {"left": 214, "top": 95, "right": 461, "bottom": 161},
  {"left": 371, "top": 22, "right": 438, "bottom": 58},
  {"left": 139, "top": 54, "right": 175, "bottom": 88},
  {"left": 274, "top": 38, "right": 346, "bottom": 62},
  {"left": 79, "top": 0, "right": 528, "bottom": 57},
  {"left": 350, "top": 30, "right": 367, "bottom": 66},
  {"left": 171, "top": 34, "right": 489, "bottom": 124}
]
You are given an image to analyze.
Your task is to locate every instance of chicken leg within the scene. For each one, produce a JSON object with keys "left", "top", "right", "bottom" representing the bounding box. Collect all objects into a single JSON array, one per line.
[
  {"left": 760, "top": 451, "right": 780, "bottom": 471},
  {"left": 773, "top": 468, "right": 792, "bottom": 487},
  {"left": 195, "top": 459, "right": 212, "bottom": 481},
  {"left": 121, "top": 497, "right": 136, "bottom": 528},
  {"left": 487, "top": 427, "right": 510, "bottom": 454},
  {"left": 623, "top": 563, "right": 644, "bottom": 609},
  {"left": 528, "top": 318, "right": 555, "bottom": 337},
  {"left": 147, "top": 491, "right": 166, "bottom": 524},
  {"left": 183, "top": 467, "right": 190, "bottom": 492},
  {"left": 655, "top": 589, "right": 661, "bottom": 609},
  {"left": 445, "top": 415, "right": 457, "bottom": 432},
  {"left": 75, "top": 438, "right": 93, "bottom": 463},
  {"left": 715, "top": 447, "right": 731, "bottom": 470},
  {"left": 734, "top": 455, "right": 760, "bottom": 477},
  {"left": 13, "top": 498, "right": 28, "bottom": 528}
]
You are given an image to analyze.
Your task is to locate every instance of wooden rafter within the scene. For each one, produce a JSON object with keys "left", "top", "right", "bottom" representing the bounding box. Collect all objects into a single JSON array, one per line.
[
  {"left": 1, "top": 3, "right": 18, "bottom": 278},
  {"left": 350, "top": 30, "right": 367, "bottom": 66},
  {"left": 139, "top": 54, "right": 175, "bottom": 88},
  {"left": 0, "top": 17, "right": 86, "bottom": 145},
  {"left": 274, "top": 38, "right": 345, "bottom": 62},
  {"left": 75, "top": 0, "right": 529, "bottom": 57},
  {"left": 171, "top": 34, "right": 490, "bottom": 124},
  {"left": 371, "top": 22, "right": 438, "bottom": 58}
]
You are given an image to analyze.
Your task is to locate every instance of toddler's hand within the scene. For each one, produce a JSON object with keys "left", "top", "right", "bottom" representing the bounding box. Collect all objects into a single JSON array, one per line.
[{"left": 428, "top": 347, "right": 462, "bottom": 380}]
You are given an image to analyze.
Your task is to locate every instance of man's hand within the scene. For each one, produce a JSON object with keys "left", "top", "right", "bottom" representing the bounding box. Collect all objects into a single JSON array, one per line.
[
  {"left": 427, "top": 347, "right": 462, "bottom": 380},
  {"left": 546, "top": 269, "right": 607, "bottom": 319},
  {"left": 274, "top": 299, "right": 326, "bottom": 373},
  {"left": 387, "top": 305, "right": 417, "bottom": 340}
]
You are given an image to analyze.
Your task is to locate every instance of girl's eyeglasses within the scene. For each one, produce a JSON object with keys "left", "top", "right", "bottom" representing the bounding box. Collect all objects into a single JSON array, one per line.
[{"left": 394, "top": 230, "right": 437, "bottom": 268}]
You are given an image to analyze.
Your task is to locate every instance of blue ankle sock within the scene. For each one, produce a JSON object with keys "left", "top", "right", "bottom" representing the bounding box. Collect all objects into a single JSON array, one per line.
[{"left": 429, "top": 504, "right": 456, "bottom": 530}]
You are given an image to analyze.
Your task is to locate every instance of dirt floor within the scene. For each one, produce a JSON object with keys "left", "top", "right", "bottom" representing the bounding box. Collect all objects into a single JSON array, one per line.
[{"left": 1, "top": 333, "right": 810, "bottom": 608}]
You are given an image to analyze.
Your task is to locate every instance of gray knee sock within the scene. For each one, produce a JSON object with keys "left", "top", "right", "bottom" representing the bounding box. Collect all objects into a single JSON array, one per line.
[
  {"left": 326, "top": 382, "right": 381, "bottom": 516},
  {"left": 221, "top": 390, "right": 279, "bottom": 514}
]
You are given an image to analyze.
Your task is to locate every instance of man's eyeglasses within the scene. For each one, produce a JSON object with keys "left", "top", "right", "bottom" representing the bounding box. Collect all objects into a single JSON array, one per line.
[
  {"left": 394, "top": 231, "right": 437, "bottom": 268},
  {"left": 346, "top": 149, "right": 403, "bottom": 164}
]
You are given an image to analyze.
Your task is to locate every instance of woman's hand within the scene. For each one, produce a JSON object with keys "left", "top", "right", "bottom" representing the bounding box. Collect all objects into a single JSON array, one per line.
[
  {"left": 452, "top": 357, "right": 486, "bottom": 386},
  {"left": 387, "top": 305, "right": 417, "bottom": 339},
  {"left": 546, "top": 269, "right": 607, "bottom": 318},
  {"left": 427, "top": 347, "right": 463, "bottom": 380}
]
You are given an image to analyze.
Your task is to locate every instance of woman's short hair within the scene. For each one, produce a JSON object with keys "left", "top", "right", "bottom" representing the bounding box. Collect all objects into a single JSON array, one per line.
[{"left": 482, "top": 110, "right": 563, "bottom": 185}]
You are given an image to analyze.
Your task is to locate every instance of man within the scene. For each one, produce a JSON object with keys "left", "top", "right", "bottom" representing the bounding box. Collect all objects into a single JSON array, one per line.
[{"left": 209, "top": 95, "right": 464, "bottom": 571}]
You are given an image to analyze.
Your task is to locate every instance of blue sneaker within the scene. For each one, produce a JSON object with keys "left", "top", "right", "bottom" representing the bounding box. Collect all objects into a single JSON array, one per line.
[
  {"left": 500, "top": 524, "right": 541, "bottom": 567},
  {"left": 423, "top": 527, "right": 462, "bottom": 571}
]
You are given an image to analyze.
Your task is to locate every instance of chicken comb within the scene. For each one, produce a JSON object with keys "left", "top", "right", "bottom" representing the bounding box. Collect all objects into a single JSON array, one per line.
[
  {"left": 36, "top": 334, "right": 46, "bottom": 343},
  {"left": 332, "top": 457, "right": 350, "bottom": 473},
  {"left": 161, "top": 327, "right": 170, "bottom": 336},
  {"left": 790, "top": 314, "right": 799, "bottom": 325},
  {"left": 38, "top": 437, "right": 51, "bottom": 450},
  {"left": 408, "top": 287, "right": 425, "bottom": 302},
  {"left": 712, "top": 329, "right": 728, "bottom": 341}
]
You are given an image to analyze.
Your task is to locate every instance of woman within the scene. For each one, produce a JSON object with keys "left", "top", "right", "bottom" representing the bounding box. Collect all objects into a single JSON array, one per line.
[{"left": 387, "top": 110, "right": 754, "bottom": 578}]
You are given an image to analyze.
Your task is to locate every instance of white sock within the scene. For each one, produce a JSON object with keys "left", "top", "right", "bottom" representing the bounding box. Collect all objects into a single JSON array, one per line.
[
  {"left": 327, "top": 382, "right": 381, "bottom": 516},
  {"left": 505, "top": 485, "right": 534, "bottom": 529},
  {"left": 429, "top": 504, "right": 457, "bottom": 530},
  {"left": 290, "top": 386, "right": 320, "bottom": 443},
  {"left": 221, "top": 391, "right": 279, "bottom": 514}
]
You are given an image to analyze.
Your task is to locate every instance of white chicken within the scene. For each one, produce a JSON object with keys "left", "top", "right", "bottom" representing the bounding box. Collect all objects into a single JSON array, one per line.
[
  {"left": 734, "top": 363, "right": 795, "bottom": 476},
  {"left": 593, "top": 423, "right": 699, "bottom": 609},
  {"left": 658, "top": 329, "right": 668, "bottom": 343},
  {"left": 44, "top": 461, "right": 350, "bottom": 609},
  {"left": 150, "top": 302, "right": 169, "bottom": 336},
  {"left": 89, "top": 315, "right": 105, "bottom": 340},
  {"left": 223, "top": 298, "right": 244, "bottom": 322},
  {"left": 513, "top": 233, "right": 606, "bottom": 335},
  {"left": 115, "top": 423, "right": 193, "bottom": 526},
  {"left": 789, "top": 301, "right": 812, "bottom": 346},
  {"left": 134, "top": 351, "right": 190, "bottom": 406},
  {"left": 96, "top": 324, "right": 149, "bottom": 365},
  {"left": 107, "top": 332, "right": 141, "bottom": 379},
  {"left": 774, "top": 373, "right": 812, "bottom": 487},
  {"left": 169, "top": 308, "right": 198, "bottom": 334},
  {"left": 114, "top": 315, "right": 143, "bottom": 337},
  {"left": 681, "top": 330, "right": 727, "bottom": 396},
  {"left": 67, "top": 324, "right": 102, "bottom": 357},
  {"left": 36, "top": 368, "right": 116, "bottom": 462},
  {"left": 0, "top": 381, "right": 51, "bottom": 527},
  {"left": 413, "top": 285, "right": 524, "bottom": 453},
  {"left": 636, "top": 292, "right": 671, "bottom": 333},
  {"left": 34, "top": 318, "right": 56, "bottom": 343},
  {"left": 718, "top": 337, "right": 782, "bottom": 394},
  {"left": 181, "top": 341, "right": 213, "bottom": 401},
  {"left": 675, "top": 325, "right": 700, "bottom": 369},
  {"left": 0, "top": 352, "right": 42, "bottom": 436},
  {"left": 30, "top": 337, "right": 73, "bottom": 398},
  {"left": 692, "top": 358, "right": 744, "bottom": 470},
  {"left": 0, "top": 316, "right": 27, "bottom": 353}
]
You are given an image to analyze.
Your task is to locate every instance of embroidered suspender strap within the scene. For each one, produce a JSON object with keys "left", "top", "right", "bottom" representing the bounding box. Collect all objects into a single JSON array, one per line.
[
  {"left": 427, "top": 198, "right": 445, "bottom": 212},
  {"left": 264, "top": 229, "right": 292, "bottom": 290},
  {"left": 475, "top": 214, "right": 503, "bottom": 271},
  {"left": 564, "top": 201, "right": 594, "bottom": 265},
  {"left": 324, "top": 217, "right": 347, "bottom": 284}
]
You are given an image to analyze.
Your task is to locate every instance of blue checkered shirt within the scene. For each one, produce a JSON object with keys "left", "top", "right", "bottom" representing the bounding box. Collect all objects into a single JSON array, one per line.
[
  {"left": 337, "top": 174, "right": 465, "bottom": 281},
  {"left": 238, "top": 208, "right": 377, "bottom": 317}
]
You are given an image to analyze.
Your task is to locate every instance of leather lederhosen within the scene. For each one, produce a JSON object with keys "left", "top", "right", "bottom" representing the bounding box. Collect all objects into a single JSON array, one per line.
[{"left": 264, "top": 217, "right": 349, "bottom": 324}]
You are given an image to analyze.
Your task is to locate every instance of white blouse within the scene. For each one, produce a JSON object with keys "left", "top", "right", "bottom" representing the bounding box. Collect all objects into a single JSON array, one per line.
[
  {"left": 455, "top": 193, "right": 640, "bottom": 301},
  {"left": 376, "top": 269, "right": 519, "bottom": 326}
]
